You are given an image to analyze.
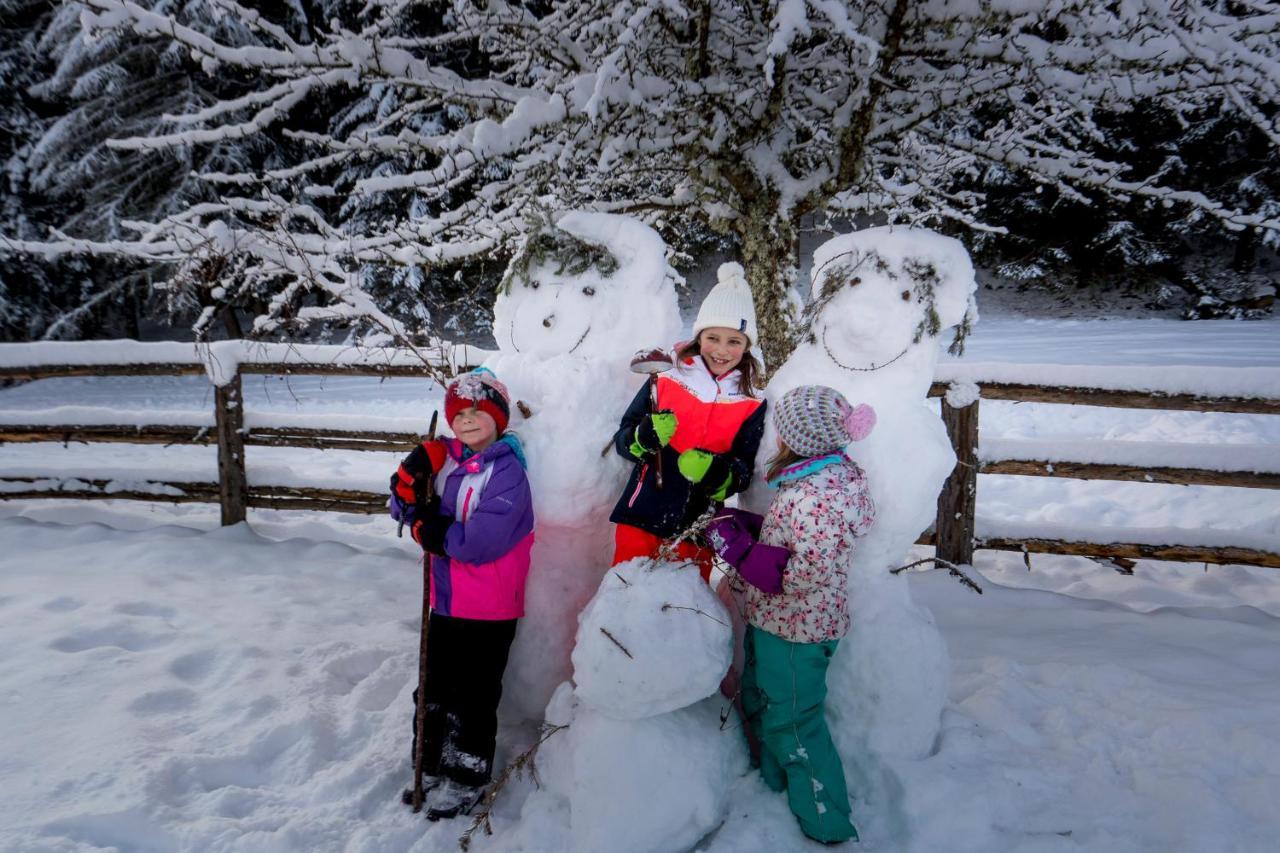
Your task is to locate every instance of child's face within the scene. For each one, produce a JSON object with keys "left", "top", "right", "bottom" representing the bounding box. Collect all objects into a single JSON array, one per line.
[
  {"left": 699, "top": 327, "right": 749, "bottom": 377},
  {"left": 452, "top": 407, "right": 498, "bottom": 451}
]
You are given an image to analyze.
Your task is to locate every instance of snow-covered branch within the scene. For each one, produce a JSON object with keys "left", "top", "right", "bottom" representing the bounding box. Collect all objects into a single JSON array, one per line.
[{"left": 5, "top": 0, "right": 1278, "bottom": 357}]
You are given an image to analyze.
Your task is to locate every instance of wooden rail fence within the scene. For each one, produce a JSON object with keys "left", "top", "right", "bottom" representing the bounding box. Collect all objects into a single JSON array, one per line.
[
  {"left": 925, "top": 381, "right": 1280, "bottom": 569},
  {"left": 2, "top": 347, "right": 1278, "bottom": 570}
]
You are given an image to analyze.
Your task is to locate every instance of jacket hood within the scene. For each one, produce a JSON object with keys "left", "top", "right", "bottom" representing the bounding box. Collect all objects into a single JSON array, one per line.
[
  {"left": 446, "top": 432, "right": 528, "bottom": 470},
  {"left": 768, "top": 452, "right": 865, "bottom": 491}
]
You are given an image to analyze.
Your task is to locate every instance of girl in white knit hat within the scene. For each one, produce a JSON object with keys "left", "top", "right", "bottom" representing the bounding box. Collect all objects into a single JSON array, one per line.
[{"left": 607, "top": 262, "right": 768, "bottom": 581}]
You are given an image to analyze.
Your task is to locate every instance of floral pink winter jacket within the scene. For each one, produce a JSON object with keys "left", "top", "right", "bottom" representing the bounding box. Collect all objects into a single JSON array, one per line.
[{"left": 744, "top": 456, "right": 876, "bottom": 643}]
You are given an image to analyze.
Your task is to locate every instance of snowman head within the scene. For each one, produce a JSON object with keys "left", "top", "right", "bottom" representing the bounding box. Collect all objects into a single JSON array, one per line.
[
  {"left": 493, "top": 211, "right": 682, "bottom": 360},
  {"left": 806, "top": 226, "right": 976, "bottom": 370},
  {"left": 571, "top": 559, "right": 732, "bottom": 719}
]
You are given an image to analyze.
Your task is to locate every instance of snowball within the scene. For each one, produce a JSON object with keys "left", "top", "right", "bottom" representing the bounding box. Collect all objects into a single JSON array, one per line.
[
  {"left": 571, "top": 559, "right": 733, "bottom": 719},
  {"left": 535, "top": 699, "right": 748, "bottom": 853},
  {"left": 945, "top": 379, "right": 980, "bottom": 409}
]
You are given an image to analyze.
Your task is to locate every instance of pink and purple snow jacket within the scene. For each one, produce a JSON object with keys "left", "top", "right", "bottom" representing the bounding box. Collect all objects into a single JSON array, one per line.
[{"left": 427, "top": 435, "right": 535, "bottom": 621}]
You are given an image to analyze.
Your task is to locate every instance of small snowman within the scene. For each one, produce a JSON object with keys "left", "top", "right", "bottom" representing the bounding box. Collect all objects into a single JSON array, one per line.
[
  {"left": 530, "top": 558, "right": 748, "bottom": 853},
  {"left": 484, "top": 211, "right": 683, "bottom": 721},
  {"left": 762, "top": 225, "right": 978, "bottom": 761}
]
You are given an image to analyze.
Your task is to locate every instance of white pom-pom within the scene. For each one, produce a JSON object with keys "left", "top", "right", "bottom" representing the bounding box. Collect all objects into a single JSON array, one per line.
[{"left": 717, "top": 262, "right": 748, "bottom": 289}]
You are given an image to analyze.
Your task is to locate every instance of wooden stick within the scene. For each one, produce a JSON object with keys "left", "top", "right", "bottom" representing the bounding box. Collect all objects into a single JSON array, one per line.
[
  {"left": 649, "top": 373, "right": 664, "bottom": 489},
  {"left": 411, "top": 410, "right": 439, "bottom": 813},
  {"left": 600, "top": 627, "right": 634, "bottom": 659}
]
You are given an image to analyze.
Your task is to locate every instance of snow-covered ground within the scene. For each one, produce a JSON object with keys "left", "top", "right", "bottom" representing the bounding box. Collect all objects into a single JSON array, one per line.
[
  {"left": 1, "top": 505, "right": 1278, "bottom": 853},
  {"left": 2, "top": 312, "right": 1279, "bottom": 851}
]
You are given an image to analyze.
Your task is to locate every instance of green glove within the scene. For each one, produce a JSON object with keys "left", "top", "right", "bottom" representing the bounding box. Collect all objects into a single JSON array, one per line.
[
  {"left": 677, "top": 448, "right": 733, "bottom": 499},
  {"left": 630, "top": 411, "right": 678, "bottom": 459}
]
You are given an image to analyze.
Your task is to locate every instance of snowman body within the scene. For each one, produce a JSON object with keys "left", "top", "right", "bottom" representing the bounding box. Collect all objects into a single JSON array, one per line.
[
  {"left": 532, "top": 559, "right": 746, "bottom": 853},
  {"left": 762, "top": 226, "right": 977, "bottom": 760},
  {"left": 485, "top": 211, "right": 683, "bottom": 721}
]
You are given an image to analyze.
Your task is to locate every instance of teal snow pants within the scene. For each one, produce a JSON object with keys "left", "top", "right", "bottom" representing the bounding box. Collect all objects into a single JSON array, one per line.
[{"left": 741, "top": 625, "right": 858, "bottom": 844}]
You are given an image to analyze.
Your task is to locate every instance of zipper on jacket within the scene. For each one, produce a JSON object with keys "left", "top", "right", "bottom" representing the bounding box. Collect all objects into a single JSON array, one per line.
[
  {"left": 461, "top": 487, "right": 475, "bottom": 521},
  {"left": 628, "top": 463, "right": 648, "bottom": 508}
]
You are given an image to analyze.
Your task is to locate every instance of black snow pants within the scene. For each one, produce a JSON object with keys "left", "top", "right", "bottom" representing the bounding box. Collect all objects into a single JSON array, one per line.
[{"left": 411, "top": 612, "right": 518, "bottom": 787}]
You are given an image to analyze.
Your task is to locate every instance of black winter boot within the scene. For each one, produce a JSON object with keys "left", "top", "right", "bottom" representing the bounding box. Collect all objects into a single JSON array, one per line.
[{"left": 425, "top": 780, "right": 485, "bottom": 821}]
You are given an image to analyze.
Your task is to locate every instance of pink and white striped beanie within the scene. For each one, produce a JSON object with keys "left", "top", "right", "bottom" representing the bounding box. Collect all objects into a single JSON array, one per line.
[{"left": 773, "top": 385, "right": 876, "bottom": 457}]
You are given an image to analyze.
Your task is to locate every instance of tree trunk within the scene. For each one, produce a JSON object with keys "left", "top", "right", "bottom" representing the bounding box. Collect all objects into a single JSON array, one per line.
[{"left": 737, "top": 200, "right": 800, "bottom": 377}]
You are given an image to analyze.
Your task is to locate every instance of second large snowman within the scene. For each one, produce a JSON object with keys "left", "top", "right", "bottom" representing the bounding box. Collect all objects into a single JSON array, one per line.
[{"left": 761, "top": 225, "right": 977, "bottom": 762}]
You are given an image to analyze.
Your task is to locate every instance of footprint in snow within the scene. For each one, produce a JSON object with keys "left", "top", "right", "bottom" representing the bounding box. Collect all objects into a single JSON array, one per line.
[
  {"left": 322, "top": 649, "right": 394, "bottom": 696},
  {"left": 50, "top": 623, "right": 174, "bottom": 654},
  {"left": 352, "top": 661, "right": 409, "bottom": 712},
  {"left": 128, "top": 688, "right": 197, "bottom": 716},
  {"left": 152, "top": 719, "right": 336, "bottom": 797},
  {"left": 168, "top": 649, "right": 217, "bottom": 683},
  {"left": 113, "top": 601, "right": 177, "bottom": 619}
]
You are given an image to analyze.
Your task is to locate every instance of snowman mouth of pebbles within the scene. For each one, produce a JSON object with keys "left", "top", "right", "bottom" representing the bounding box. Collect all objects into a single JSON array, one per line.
[
  {"left": 506, "top": 279, "right": 595, "bottom": 356},
  {"left": 821, "top": 325, "right": 911, "bottom": 372}
]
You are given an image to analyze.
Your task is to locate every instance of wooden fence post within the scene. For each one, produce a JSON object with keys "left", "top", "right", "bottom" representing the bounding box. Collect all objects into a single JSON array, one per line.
[
  {"left": 215, "top": 371, "right": 248, "bottom": 525},
  {"left": 935, "top": 395, "right": 979, "bottom": 566}
]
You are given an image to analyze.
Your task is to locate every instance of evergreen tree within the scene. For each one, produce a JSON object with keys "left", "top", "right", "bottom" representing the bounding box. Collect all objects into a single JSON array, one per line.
[
  {"left": 4, "top": 1, "right": 1280, "bottom": 359},
  {"left": 962, "top": 100, "right": 1278, "bottom": 318}
]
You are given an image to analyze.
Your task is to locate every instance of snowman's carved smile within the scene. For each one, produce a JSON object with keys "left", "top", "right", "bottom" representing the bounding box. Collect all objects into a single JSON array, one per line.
[
  {"left": 508, "top": 318, "right": 592, "bottom": 355},
  {"left": 821, "top": 325, "right": 911, "bottom": 372}
]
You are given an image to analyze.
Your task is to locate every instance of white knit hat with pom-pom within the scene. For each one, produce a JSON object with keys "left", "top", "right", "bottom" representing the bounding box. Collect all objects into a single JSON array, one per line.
[{"left": 693, "top": 262, "right": 758, "bottom": 345}]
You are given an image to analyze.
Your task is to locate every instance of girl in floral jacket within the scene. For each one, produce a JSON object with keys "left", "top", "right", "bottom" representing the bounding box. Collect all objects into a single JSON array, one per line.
[{"left": 704, "top": 384, "right": 876, "bottom": 844}]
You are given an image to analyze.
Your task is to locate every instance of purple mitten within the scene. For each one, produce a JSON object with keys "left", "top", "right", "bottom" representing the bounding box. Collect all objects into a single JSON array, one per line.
[
  {"left": 717, "top": 507, "right": 764, "bottom": 539},
  {"left": 735, "top": 543, "right": 787, "bottom": 594},
  {"left": 705, "top": 514, "right": 788, "bottom": 594},
  {"left": 705, "top": 515, "right": 753, "bottom": 566}
]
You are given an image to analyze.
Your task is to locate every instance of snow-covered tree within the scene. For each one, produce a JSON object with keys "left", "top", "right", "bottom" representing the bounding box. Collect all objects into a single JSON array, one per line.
[
  {"left": 961, "top": 100, "right": 1279, "bottom": 318},
  {"left": 6, "top": 1, "right": 1280, "bottom": 364},
  {"left": 0, "top": 0, "right": 274, "bottom": 340}
]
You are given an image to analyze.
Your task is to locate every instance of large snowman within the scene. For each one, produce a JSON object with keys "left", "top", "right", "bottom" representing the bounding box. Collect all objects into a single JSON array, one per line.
[
  {"left": 523, "top": 557, "right": 747, "bottom": 853},
  {"left": 484, "top": 211, "right": 683, "bottom": 721},
  {"left": 760, "top": 225, "right": 977, "bottom": 762}
]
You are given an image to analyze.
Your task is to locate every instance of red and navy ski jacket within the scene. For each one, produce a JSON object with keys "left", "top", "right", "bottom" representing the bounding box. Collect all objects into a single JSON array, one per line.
[{"left": 609, "top": 348, "right": 766, "bottom": 539}]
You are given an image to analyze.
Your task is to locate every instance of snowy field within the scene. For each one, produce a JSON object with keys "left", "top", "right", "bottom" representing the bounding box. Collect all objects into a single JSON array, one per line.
[{"left": 2, "top": 313, "right": 1279, "bottom": 852}]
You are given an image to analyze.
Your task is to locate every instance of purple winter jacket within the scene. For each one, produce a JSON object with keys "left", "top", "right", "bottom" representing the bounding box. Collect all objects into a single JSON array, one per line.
[{"left": 427, "top": 436, "right": 535, "bottom": 620}]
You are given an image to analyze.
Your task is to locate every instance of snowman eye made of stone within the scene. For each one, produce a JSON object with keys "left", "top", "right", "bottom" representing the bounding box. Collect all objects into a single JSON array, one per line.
[
  {"left": 900, "top": 290, "right": 911, "bottom": 301},
  {"left": 582, "top": 286, "right": 596, "bottom": 296},
  {"left": 529, "top": 280, "right": 540, "bottom": 289}
]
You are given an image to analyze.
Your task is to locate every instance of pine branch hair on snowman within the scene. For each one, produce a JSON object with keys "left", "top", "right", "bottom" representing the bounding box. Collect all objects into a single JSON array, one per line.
[{"left": 677, "top": 262, "right": 763, "bottom": 397}]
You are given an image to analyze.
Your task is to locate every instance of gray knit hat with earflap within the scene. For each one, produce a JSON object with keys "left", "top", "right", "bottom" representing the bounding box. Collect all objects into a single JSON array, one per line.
[{"left": 773, "top": 385, "right": 876, "bottom": 458}]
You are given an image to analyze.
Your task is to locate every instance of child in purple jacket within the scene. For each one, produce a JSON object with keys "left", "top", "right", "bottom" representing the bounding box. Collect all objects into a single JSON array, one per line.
[{"left": 389, "top": 368, "right": 534, "bottom": 820}]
